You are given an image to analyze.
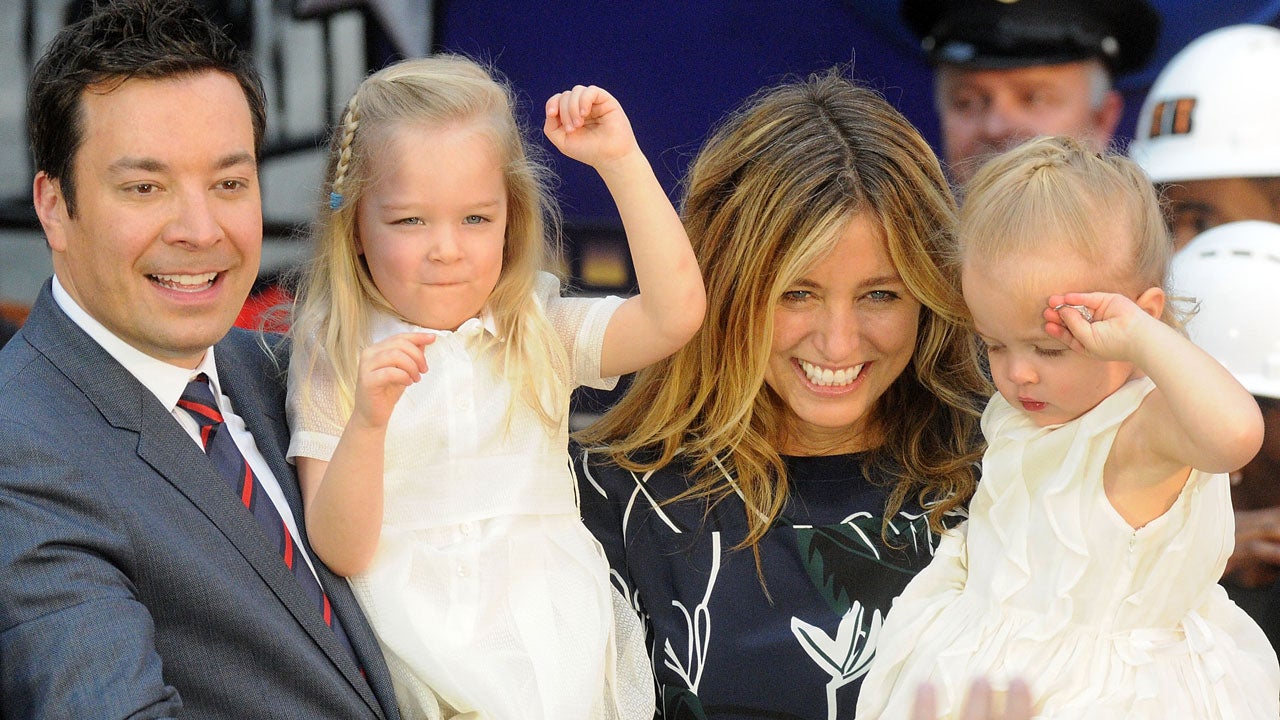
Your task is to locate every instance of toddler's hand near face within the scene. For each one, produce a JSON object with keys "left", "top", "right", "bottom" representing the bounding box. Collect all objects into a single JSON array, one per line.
[
  {"left": 1043, "top": 290, "right": 1158, "bottom": 362},
  {"left": 543, "top": 85, "right": 640, "bottom": 170},
  {"left": 351, "top": 332, "right": 435, "bottom": 430}
]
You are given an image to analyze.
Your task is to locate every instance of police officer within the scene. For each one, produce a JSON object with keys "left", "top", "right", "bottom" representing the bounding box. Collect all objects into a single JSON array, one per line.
[
  {"left": 903, "top": 0, "right": 1160, "bottom": 185},
  {"left": 1130, "top": 25, "right": 1280, "bottom": 250}
]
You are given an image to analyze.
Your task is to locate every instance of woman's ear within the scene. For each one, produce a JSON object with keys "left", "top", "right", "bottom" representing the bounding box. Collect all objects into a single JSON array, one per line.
[{"left": 1136, "top": 286, "right": 1166, "bottom": 320}]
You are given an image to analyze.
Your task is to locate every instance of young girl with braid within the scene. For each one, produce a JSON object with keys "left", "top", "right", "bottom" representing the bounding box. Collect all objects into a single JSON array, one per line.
[
  {"left": 856, "top": 136, "right": 1280, "bottom": 718},
  {"left": 286, "top": 55, "right": 704, "bottom": 719}
]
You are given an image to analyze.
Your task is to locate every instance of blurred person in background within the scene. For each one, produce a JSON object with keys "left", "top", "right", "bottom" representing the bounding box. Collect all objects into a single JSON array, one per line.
[
  {"left": 1172, "top": 220, "right": 1280, "bottom": 652},
  {"left": 902, "top": 0, "right": 1159, "bottom": 187},
  {"left": 1130, "top": 24, "right": 1280, "bottom": 250}
]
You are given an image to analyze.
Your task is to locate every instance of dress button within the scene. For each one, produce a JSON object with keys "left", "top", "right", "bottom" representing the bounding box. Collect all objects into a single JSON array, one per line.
[{"left": 458, "top": 565, "right": 469, "bottom": 577}]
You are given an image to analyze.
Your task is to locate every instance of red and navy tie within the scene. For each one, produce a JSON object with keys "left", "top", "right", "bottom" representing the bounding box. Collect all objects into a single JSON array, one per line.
[{"left": 178, "top": 374, "right": 358, "bottom": 664}]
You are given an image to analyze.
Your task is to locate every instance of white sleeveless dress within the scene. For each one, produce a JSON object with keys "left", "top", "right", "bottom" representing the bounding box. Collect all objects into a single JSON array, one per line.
[
  {"left": 288, "top": 274, "right": 654, "bottom": 720},
  {"left": 856, "top": 378, "right": 1279, "bottom": 719}
]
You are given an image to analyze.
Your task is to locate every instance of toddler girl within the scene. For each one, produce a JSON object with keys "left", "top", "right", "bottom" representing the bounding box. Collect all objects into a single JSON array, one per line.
[
  {"left": 856, "top": 136, "right": 1280, "bottom": 718},
  {"left": 286, "top": 55, "right": 705, "bottom": 719}
]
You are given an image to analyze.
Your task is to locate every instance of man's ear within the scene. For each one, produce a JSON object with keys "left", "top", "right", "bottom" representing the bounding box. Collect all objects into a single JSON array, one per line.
[
  {"left": 1091, "top": 90, "right": 1124, "bottom": 150},
  {"left": 32, "top": 172, "right": 69, "bottom": 252},
  {"left": 1136, "top": 286, "right": 1166, "bottom": 320}
]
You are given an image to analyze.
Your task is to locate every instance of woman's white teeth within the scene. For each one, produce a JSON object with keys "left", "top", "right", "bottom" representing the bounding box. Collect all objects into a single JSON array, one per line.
[
  {"left": 152, "top": 272, "right": 217, "bottom": 290},
  {"left": 799, "top": 359, "right": 863, "bottom": 387}
]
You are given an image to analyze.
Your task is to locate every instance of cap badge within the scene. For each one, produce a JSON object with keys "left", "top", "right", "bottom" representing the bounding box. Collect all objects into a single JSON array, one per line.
[{"left": 1147, "top": 97, "right": 1197, "bottom": 139}]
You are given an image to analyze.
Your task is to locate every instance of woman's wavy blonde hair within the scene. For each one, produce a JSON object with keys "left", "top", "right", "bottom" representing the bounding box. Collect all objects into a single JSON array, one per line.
[
  {"left": 577, "top": 69, "right": 989, "bottom": 548},
  {"left": 290, "top": 54, "right": 566, "bottom": 425}
]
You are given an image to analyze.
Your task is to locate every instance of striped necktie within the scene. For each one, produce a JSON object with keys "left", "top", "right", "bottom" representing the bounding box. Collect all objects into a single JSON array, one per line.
[{"left": 178, "top": 373, "right": 358, "bottom": 664}]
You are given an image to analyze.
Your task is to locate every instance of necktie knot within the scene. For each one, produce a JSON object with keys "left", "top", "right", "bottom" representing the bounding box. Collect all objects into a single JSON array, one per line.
[{"left": 178, "top": 373, "right": 223, "bottom": 430}]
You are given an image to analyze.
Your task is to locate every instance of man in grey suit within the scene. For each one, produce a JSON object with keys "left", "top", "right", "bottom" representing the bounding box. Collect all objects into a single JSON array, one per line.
[{"left": 0, "top": 1, "right": 401, "bottom": 717}]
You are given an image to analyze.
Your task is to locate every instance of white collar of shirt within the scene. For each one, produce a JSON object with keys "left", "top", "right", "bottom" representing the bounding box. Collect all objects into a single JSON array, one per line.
[
  {"left": 52, "top": 275, "right": 222, "bottom": 410},
  {"left": 374, "top": 310, "right": 501, "bottom": 342},
  {"left": 53, "top": 276, "right": 322, "bottom": 580}
]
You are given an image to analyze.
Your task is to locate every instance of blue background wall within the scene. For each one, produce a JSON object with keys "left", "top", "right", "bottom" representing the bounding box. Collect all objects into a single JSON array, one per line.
[{"left": 435, "top": 1, "right": 1280, "bottom": 229}]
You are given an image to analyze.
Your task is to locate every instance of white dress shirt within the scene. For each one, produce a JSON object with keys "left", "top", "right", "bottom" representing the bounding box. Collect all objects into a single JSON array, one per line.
[{"left": 52, "top": 275, "right": 320, "bottom": 582}]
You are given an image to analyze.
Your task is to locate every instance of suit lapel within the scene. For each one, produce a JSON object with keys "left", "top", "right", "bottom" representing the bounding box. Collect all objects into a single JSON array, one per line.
[{"left": 24, "top": 285, "right": 388, "bottom": 720}]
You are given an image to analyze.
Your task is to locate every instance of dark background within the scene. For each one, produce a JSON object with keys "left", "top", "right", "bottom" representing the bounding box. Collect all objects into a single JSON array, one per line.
[
  {"left": 7, "top": 1, "right": 1280, "bottom": 303},
  {"left": 434, "top": 1, "right": 1280, "bottom": 232}
]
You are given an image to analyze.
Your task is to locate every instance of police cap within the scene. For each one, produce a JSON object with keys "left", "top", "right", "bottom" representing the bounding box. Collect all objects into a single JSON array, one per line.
[{"left": 902, "top": 0, "right": 1160, "bottom": 75}]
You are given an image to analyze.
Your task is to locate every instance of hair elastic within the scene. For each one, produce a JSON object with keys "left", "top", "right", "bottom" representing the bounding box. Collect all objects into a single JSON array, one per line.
[
  {"left": 329, "top": 191, "right": 344, "bottom": 210},
  {"left": 1052, "top": 303, "right": 1093, "bottom": 322}
]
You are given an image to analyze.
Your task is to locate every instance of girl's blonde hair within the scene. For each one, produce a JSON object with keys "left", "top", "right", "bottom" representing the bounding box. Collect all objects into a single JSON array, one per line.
[
  {"left": 577, "top": 69, "right": 989, "bottom": 548},
  {"left": 957, "top": 135, "right": 1179, "bottom": 328},
  {"left": 290, "top": 54, "right": 566, "bottom": 424}
]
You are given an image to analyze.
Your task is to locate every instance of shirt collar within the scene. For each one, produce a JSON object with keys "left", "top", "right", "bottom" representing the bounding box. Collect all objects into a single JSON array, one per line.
[
  {"left": 52, "top": 274, "right": 222, "bottom": 412},
  {"left": 375, "top": 309, "right": 501, "bottom": 340},
  {"left": 457, "top": 312, "right": 500, "bottom": 339}
]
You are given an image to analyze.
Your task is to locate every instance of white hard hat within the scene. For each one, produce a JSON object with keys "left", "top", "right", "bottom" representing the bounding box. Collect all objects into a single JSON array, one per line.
[
  {"left": 1130, "top": 24, "right": 1280, "bottom": 183},
  {"left": 1171, "top": 220, "right": 1280, "bottom": 399}
]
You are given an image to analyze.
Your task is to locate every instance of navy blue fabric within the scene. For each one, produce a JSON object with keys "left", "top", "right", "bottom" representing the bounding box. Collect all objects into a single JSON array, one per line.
[{"left": 574, "top": 445, "right": 965, "bottom": 719}]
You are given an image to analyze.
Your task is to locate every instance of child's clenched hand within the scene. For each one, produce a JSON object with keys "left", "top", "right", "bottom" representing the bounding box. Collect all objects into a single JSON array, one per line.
[
  {"left": 1043, "top": 289, "right": 1161, "bottom": 362},
  {"left": 544, "top": 85, "right": 640, "bottom": 170},
  {"left": 351, "top": 331, "right": 435, "bottom": 430}
]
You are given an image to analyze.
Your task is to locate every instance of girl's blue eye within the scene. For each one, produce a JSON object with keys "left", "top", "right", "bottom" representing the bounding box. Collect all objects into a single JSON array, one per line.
[
  {"left": 781, "top": 290, "right": 811, "bottom": 302},
  {"left": 867, "top": 290, "right": 899, "bottom": 301},
  {"left": 463, "top": 215, "right": 487, "bottom": 225}
]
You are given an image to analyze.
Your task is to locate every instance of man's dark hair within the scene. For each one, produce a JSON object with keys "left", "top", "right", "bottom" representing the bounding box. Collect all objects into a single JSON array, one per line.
[{"left": 27, "top": 0, "right": 267, "bottom": 216}]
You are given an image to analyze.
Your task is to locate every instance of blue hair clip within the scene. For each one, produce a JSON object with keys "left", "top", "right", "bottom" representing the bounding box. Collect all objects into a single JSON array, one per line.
[{"left": 329, "top": 191, "right": 344, "bottom": 210}]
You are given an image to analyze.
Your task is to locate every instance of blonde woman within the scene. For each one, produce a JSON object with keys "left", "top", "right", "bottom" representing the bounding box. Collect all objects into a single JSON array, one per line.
[{"left": 573, "top": 69, "right": 988, "bottom": 718}]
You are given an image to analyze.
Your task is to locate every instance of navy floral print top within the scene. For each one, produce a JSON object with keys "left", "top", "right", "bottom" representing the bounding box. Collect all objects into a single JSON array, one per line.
[{"left": 574, "top": 445, "right": 964, "bottom": 720}]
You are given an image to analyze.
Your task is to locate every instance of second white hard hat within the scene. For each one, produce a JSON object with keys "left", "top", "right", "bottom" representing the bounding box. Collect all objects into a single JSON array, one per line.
[
  {"left": 1172, "top": 220, "right": 1280, "bottom": 399},
  {"left": 1130, "top": 24, "right": 1280, "bottom": 183}
]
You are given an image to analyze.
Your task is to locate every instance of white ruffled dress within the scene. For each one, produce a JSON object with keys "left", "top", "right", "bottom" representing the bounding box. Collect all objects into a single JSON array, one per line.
[
  {"left": 856, "top": 378, "right": 1280, "bottom": 719},
  {"left": 287, "top": 274, "right": 653, "bottom": 720}
]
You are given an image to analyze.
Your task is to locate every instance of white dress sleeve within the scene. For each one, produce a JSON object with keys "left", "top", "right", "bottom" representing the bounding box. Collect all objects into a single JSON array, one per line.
[
  {"left": 284, "top": 339, "right": 347, "bottom": 463},
  {"left": 535, "top": 272, "right": 625, "bottom": 391}
]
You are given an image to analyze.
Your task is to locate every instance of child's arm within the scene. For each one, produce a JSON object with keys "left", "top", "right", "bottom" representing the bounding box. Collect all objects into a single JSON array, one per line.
[
  {"left": 1045, "top": 290, "right": 1263, "bottom": 476},
  {"left": 296, "top": 332, "right": 433, "bottom": 576},
  {"left": 544, "top": 85, "right": 705, "bottom": 378}
]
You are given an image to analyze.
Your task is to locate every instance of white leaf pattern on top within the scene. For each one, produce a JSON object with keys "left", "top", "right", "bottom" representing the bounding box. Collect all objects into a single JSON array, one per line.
[
  {"left": 663, "top": 532, "right": 720, "bottom": 694},
  {"left": 792, "top": 603, "right": 883, "bottom": 720}
]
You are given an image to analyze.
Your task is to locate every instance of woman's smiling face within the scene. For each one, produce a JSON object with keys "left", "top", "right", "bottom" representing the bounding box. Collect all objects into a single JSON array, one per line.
[{"left": 765, "top": 212, "right": 921, "bottom": 455}]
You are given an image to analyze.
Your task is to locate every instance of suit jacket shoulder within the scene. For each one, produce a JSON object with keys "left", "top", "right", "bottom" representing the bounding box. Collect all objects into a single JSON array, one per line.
[{"left": 0, "top": 283, "right": 398, "bottom": 720}]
